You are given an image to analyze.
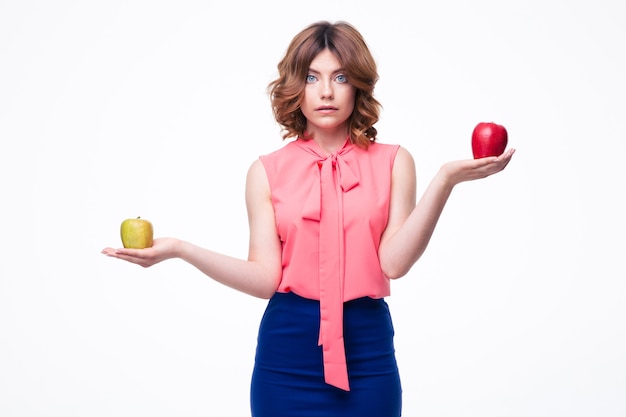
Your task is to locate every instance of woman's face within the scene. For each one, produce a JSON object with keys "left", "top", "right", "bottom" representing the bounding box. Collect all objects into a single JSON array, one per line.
[{"left": 301, "top": 48, "right": 356, "bottom": 136}]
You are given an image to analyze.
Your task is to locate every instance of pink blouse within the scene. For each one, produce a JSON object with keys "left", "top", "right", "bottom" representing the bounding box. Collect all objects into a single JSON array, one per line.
[{"left": 259, "top": 138, "right": 400, "bottom": 391}]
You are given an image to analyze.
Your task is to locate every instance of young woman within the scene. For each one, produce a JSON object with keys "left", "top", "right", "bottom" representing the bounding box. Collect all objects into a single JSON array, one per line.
[{"left": 103, "top": 21, "right": 514, "bottom": 417}]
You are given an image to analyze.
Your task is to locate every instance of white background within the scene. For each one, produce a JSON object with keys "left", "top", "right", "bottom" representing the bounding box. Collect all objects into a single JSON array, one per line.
[{"left": 1, "top": 0, "right": 624, "bottom": 416}]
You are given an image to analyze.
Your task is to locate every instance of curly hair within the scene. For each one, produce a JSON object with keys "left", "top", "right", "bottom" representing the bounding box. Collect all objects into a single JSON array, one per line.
[{"left": 267, "top": 21, "right": 381, "bottom": 148}]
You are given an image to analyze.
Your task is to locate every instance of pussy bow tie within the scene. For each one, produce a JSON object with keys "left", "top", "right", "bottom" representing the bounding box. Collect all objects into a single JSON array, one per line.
[{"left": 298, "top": 141, "right": 359, "bottom": 391}]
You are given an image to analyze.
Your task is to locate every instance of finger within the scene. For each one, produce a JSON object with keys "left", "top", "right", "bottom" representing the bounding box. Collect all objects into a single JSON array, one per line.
[
  {"left": 497, "top": 151, "right": 515, "bottom": 168},
  {"left": 497, "top": 148, "right": 516, "bottom": 161},
  {"left": 470, "top": 157, "right": 498, "bottom": 169},
  {"left": 101, "top": 247, "right": 145, "bottom": 261},
  {"left": 114, "top": 247, "right": 152, "bottom": 257},
  {"left": 109, "top": 251, "right": 151, "bottom": 265},
  {"left": 101, "top": 247, "right": 118, "bottom": 256}
]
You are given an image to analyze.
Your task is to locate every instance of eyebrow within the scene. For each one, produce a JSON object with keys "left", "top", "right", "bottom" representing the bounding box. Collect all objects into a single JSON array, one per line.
[{"left": 307, "top": 67, "right": 346, "bottom": 75}]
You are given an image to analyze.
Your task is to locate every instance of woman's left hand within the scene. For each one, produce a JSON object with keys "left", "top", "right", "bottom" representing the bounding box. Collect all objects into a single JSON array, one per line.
[{"left": 441, "top": 148, "right": 515, "bottom": 186}]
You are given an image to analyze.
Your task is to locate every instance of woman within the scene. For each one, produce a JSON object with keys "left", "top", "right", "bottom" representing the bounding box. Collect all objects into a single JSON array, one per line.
[{"left": 102, "top": 21, "right": 514, "bottom": 416}]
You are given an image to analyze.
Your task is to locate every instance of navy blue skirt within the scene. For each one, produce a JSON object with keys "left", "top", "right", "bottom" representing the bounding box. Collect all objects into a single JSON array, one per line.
[{"left": 250, "top": 291, "right": 402, "bottom": 417}]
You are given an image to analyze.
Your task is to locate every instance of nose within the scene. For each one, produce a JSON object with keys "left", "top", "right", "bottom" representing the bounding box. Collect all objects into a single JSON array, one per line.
[{"left": 320, "top": 79, "right": 333, "bottom": 100}]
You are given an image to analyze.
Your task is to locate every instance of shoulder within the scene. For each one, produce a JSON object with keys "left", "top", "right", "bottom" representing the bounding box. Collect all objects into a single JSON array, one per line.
[
  {"left": 392, "top": 146, "right": 414, "bottom": 167},
  {"left": 246, "top": 158, "right": 270, "bottom": 198},
  {"left": 365, "top": 141, "right": 402, "bottom": 161},
  {"left": 260, "top": 140, "right": 299, "bottom": 161},
  {"left": 391, "top": 146, "right": 416, "bottom": 185},
  {"left": 367, "top": 141, "right": 400, "bottom": 153},
  {"left": 246, "top": 158, "right": 268, "bottom": 185},
  {"left": 362, "top": 142, "right": 409, "bottom": 170}
]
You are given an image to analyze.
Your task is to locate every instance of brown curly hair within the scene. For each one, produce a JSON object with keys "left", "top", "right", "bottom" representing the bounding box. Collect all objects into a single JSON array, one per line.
[{"left": 267, "top": 21, "right": 381, "bottom": 148}]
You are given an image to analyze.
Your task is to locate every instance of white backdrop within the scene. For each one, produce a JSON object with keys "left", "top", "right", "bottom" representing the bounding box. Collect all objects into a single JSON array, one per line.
[{"left": 1, "top": 0, "right": 624, "bottom": 416}]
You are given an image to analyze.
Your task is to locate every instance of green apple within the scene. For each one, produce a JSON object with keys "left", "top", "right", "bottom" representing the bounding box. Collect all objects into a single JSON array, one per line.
[{"left": 120, "top": 217, "right": 153, "bottom": 249}]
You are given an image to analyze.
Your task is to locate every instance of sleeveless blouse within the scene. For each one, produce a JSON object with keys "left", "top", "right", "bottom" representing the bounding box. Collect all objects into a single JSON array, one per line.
[{"left": 259, "top": 138, "right": 400, "bottom": 391}]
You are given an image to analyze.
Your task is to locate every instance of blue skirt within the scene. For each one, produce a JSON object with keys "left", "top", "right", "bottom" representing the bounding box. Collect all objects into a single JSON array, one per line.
[{"left": 250, "top": 291, "right": 402, "bottom": 417}]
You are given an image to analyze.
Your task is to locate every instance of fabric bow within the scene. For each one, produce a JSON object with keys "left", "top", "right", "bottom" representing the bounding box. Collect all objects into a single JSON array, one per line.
[
  {"left": 302, "top": 151, "right": 359, "bottom": 221},
  {"left": 297, "top": 140, "right": 359, "bottom": 391}
]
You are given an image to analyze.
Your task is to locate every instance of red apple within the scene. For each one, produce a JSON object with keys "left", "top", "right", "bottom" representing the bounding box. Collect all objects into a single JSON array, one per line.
[{"left": 471, "top": 122, "right": 508, "bottom": 158}]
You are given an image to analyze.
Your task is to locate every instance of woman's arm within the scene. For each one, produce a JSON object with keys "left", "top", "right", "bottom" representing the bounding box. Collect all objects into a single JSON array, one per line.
[
  {"left": 101, "top": 159, "right": 283, "bottom": 299},
  {"left": 378, "top": 147, "right": 515, "bottom": 279}
]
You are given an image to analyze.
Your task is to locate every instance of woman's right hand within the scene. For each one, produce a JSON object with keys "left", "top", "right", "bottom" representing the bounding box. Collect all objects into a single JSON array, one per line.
[{"left": 101, "top": 237, "right": 182, "bottom": 268}]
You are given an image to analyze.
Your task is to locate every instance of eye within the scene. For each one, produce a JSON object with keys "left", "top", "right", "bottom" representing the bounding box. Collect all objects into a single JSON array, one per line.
[
  {"left": 306, "top": 74, "right": 317, "bottom": 83},
  {"left": 335, "top": 74, "right": 348, "bottom": 83}
]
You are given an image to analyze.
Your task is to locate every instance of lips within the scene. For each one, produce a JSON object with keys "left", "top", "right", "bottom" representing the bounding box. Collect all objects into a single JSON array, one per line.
[{"left": 316, "top": 106, "right": 338, "bottom": 112}]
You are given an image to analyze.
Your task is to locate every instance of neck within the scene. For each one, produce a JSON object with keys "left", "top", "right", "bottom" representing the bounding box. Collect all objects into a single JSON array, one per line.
[{"left": 306, "top": 130, "right": 350, "bottom": 155}]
